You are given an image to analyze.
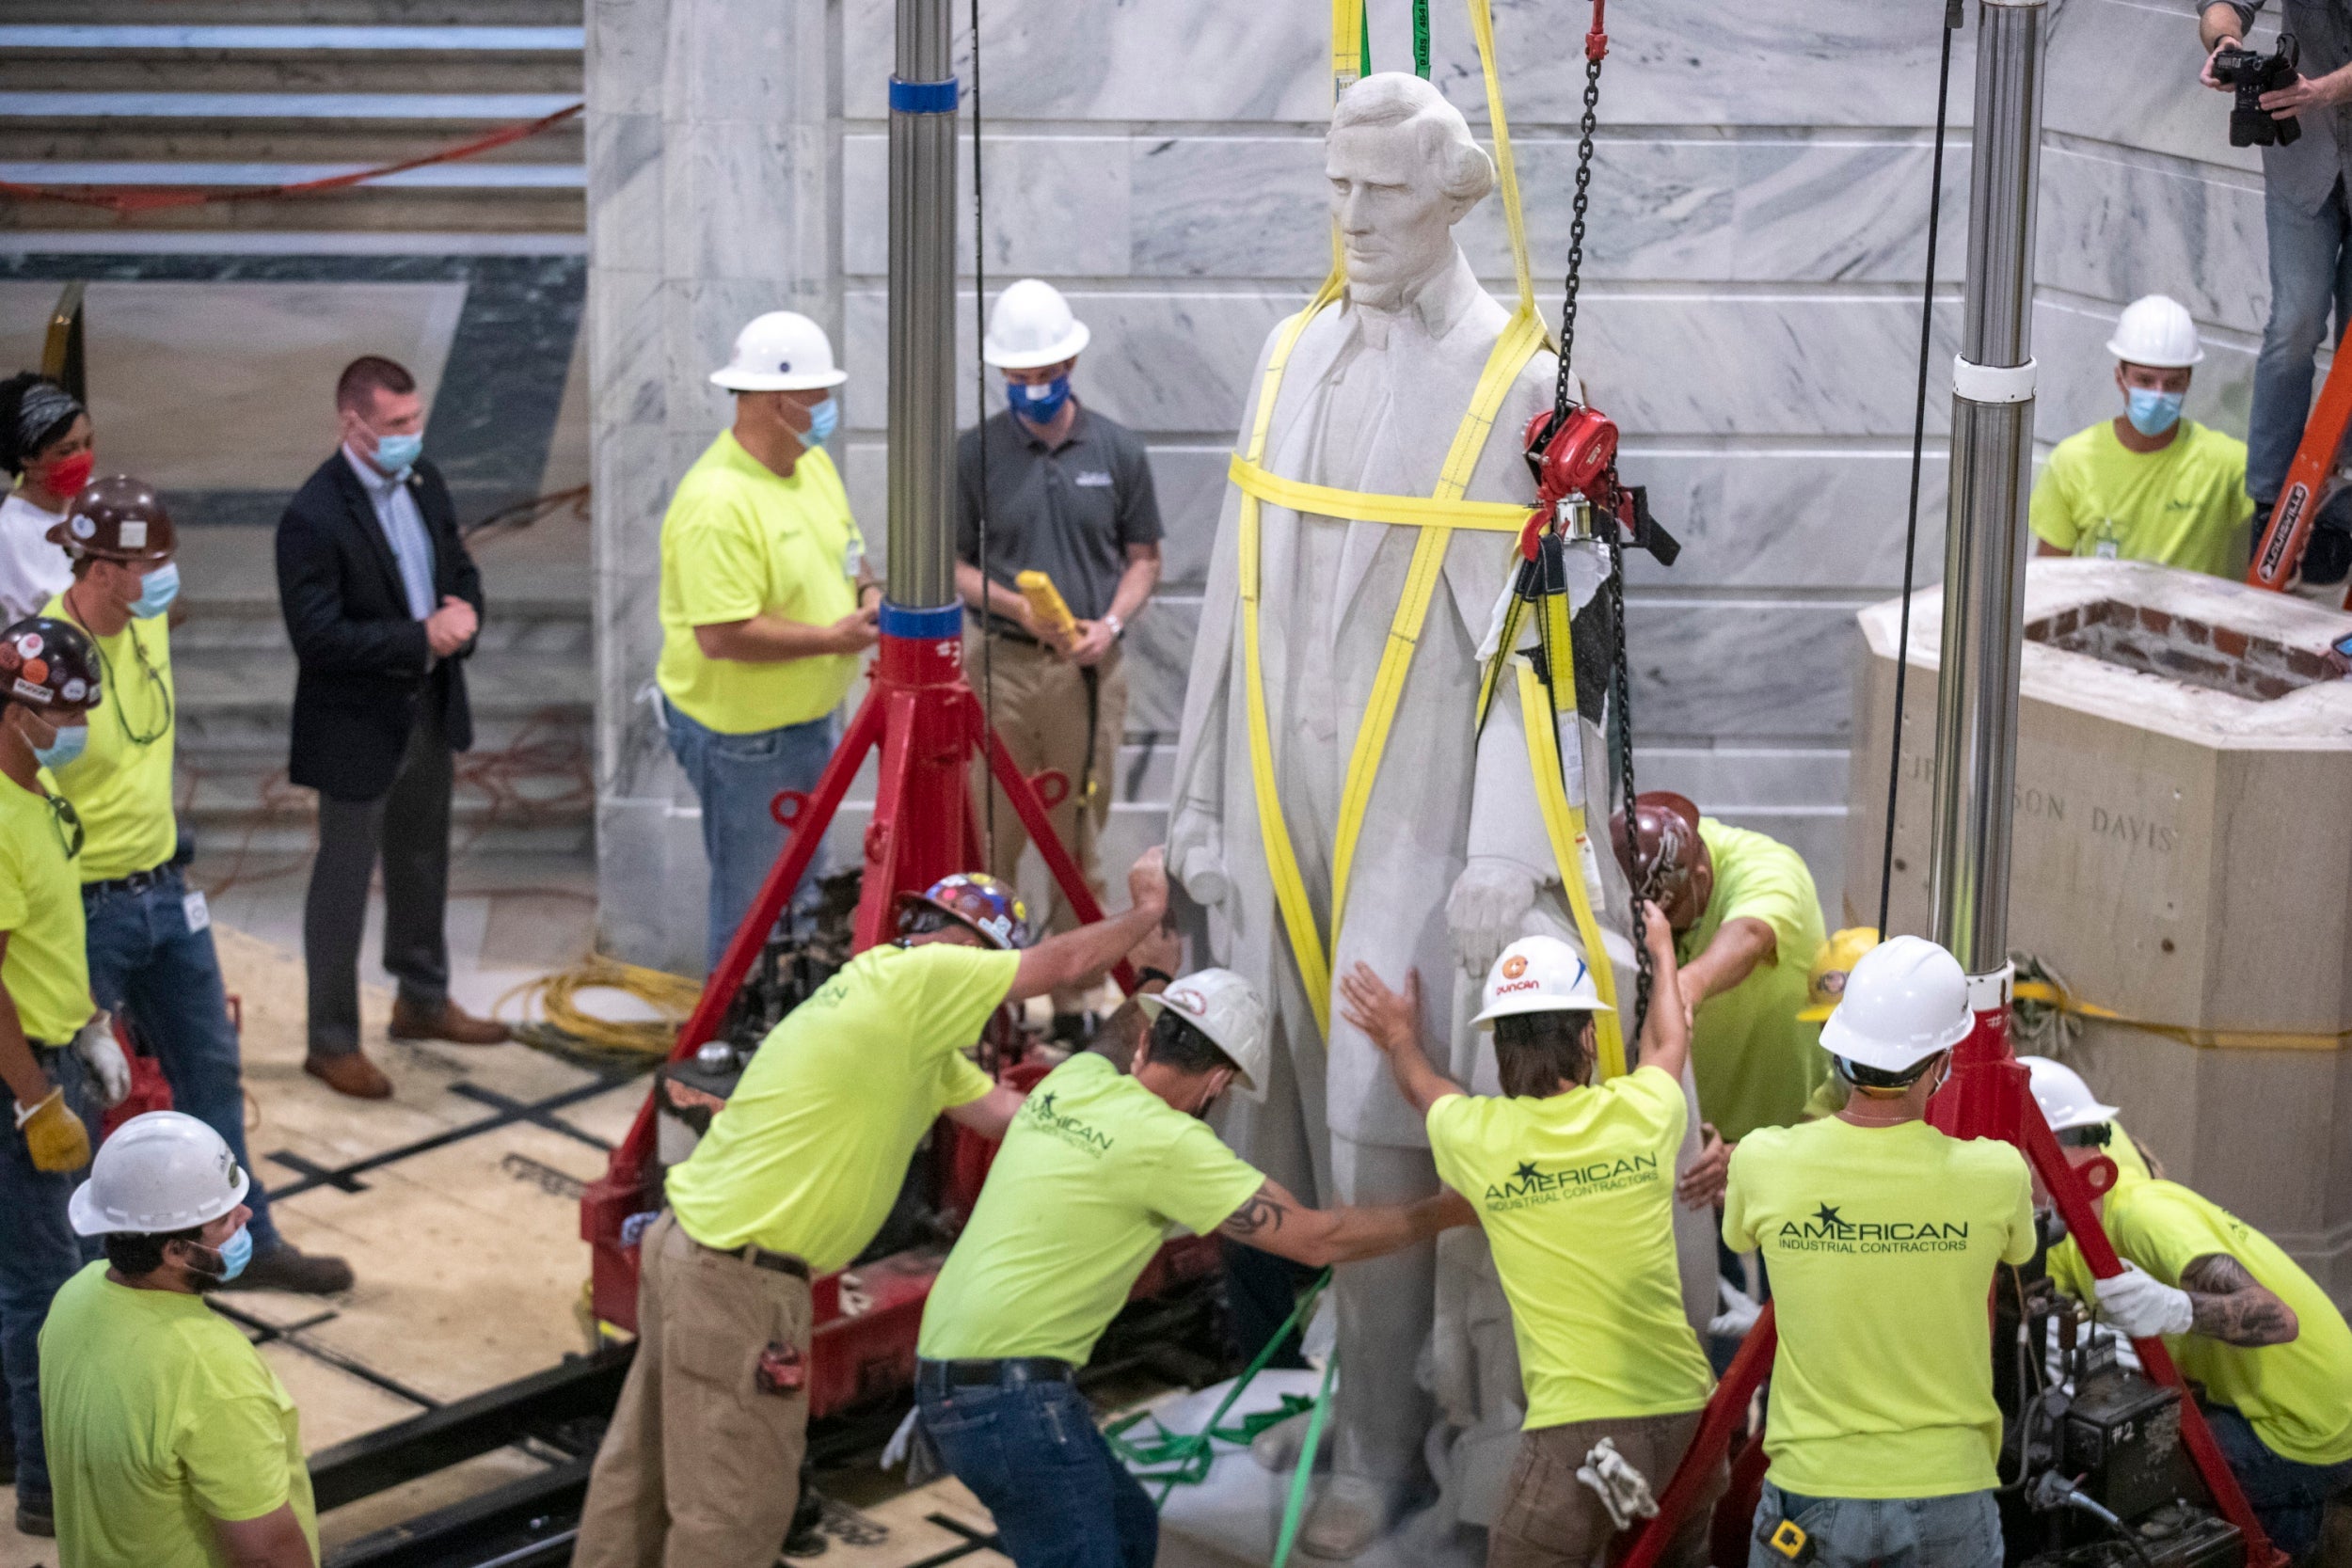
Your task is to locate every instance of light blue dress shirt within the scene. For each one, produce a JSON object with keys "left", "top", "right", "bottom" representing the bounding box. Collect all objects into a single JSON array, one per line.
[{"left": 342, "top": 446, "right": 436, "bottom": 621}]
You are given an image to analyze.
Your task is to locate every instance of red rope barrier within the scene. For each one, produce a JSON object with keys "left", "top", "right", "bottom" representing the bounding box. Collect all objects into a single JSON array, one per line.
[{"left": 0, "top": 101, "right": 583, "bottom": 215}]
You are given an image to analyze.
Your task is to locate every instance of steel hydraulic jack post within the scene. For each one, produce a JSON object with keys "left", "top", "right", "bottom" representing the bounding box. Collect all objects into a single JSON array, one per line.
[
  {"left": 579, "top": 0, "right": 1132, "bottom": 1359},
  {"left": 1621, "top": 3, "right": 2280, "bottom": 1563}
]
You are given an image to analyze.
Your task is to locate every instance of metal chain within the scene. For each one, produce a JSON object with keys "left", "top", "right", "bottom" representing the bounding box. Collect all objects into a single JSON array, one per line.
[
  {"left": 1551, "top": 51, "right": 1603, "bottom": 416},
  {"left": 971, "top": 0, "right": 995, "bottom": 863},
  {"left": 1605, "top": 531, "right": 1655, "bottom": 1044}
]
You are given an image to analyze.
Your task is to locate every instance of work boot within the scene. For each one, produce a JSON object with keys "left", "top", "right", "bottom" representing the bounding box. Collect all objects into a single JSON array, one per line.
[
  {"left": 15, "top": 1490, "right": 53, "bottom": 1537},
  {"left": 305, "top": 1051, "right": 392, "bottom": 1100},
  {"left": 1296, "top": 1475, "right": 1387, "bottom": 1561},
  {"left": 228, "top": 1243, "right": 356, "bottom": 1296},
  {"left": 389, "top": 996, "right": 511, "bottom": 1047}
]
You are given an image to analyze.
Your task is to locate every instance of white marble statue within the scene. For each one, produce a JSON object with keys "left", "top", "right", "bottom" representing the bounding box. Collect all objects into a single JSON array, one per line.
[{"left": 1169, "top": 71, "right": 1680, "bottom": 1558}]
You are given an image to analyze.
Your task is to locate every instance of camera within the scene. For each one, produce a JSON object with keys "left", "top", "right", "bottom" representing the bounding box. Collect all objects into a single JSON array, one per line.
[{"left": 2211, "top": 34, "right": 2302, "bottom": 148}]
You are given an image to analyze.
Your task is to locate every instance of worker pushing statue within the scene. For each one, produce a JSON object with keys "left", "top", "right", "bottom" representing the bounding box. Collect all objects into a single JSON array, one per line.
[{"left": 1169, "top": 70, "right": 1714, "bottom": 1555}]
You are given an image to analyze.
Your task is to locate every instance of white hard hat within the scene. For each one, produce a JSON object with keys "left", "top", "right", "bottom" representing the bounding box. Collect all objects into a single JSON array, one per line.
[
  {"left": 2021, "top": 1054, "right": 2120, "bottom": 1134},
  {"left": 983, "top": 279, "right": 1089, "bottom": 370},
  {"left": 1820, "top": 934, "right": 1972, "bottom": 1073},
  {"left": 709, "top": 311, "right": 849, "bottom": 391},
  {"left": 1472, "top": 935, "right": 1613, "bottom": 1027},
  {"left": 69, "top": 1111, "right": 248, "bottom": 1236},
  {"left": 2106, "top": 294, "right": 2204, "bottom": 368},
  {"left": 1137, "top": 968, "right": 1268, "bottom": 1101}
]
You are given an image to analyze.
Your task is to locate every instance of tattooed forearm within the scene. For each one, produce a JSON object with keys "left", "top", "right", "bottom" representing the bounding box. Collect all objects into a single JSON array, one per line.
[
  {"left": 2180, "top": 1253, "right": 2300, "bottom": 1347},
  {"left": 1218, "top": 1183, "right": 1289, "bottom": 1241}
]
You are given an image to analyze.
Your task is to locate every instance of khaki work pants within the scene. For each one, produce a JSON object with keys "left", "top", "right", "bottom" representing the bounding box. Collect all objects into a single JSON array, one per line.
[
  {"left": 1488, "top": 1409, "right": 1724, "bottom": 1568},
  {"left": 968, "top": 632, "right": 1126, "bottom": 937},
  {"left": 574, "top": 1212, "right": 814, "bottom": 1568}
]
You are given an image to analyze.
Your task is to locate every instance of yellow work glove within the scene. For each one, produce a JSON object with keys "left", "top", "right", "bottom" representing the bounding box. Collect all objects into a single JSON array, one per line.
[{"left": 15, "top": 1087, "right": 92, "bottom": 1174}]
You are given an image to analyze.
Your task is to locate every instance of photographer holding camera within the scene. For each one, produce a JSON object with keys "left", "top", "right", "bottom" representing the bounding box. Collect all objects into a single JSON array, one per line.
[{"left": 2202, "top": 1, "right": 2352, "bottom": 583}]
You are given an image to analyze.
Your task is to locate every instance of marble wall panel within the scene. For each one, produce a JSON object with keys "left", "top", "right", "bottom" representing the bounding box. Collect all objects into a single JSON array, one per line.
[
  {"left": 587, "top": 112, "right": 665, "bottom": 276},
  {"left": 1621, "top": 597, "right": 1867, "bottom": 741},
  {"left": 842, "top": 135, "right": 1131, "bottom": 278},
  {"left": 1619, "top": 445, "right": 1951, "bottom": 593},
  {"left": 842, "top": 287, "right": 1970, "bottom": 439},
  {"left": 2038, "top": 141, "right": 2267, "bottom": 338},
  {"left": 842, "top": 0, "right": 1328, "bottom": 122}
]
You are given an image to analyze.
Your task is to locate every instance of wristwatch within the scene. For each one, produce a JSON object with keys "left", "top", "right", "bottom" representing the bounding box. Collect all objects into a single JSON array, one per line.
[
  {"left": 1103, "top": 611, "right": 1125, "bottom": 640},
  {"left": 1136, "top": 966, "right": 1174, "bottom": 989}
]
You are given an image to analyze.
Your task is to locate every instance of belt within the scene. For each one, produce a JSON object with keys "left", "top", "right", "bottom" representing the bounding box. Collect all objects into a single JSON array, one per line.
[
  {"left": 915, "top": 1357, "right": 1076, "bottom": 1394},
  {"left": 691, "top": 1231, "right": 811, "bottom": 1281},
  {"left": 83, "top": 864, "right": 173, "bottom": 900}
]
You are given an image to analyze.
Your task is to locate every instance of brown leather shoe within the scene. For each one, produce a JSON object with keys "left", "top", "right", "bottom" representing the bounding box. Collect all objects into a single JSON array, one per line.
[
  {"left": 389, "top": 996, "right": 512, "bottom": 1047},
  {"left": 305, "top": 1051, "right": 392, "bottom": 1100}
]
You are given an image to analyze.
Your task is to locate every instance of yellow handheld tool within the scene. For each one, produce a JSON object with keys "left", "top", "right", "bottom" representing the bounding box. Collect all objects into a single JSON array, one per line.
[{"left": 1015, "top": 570, "right": 1081, "bottom": 646}]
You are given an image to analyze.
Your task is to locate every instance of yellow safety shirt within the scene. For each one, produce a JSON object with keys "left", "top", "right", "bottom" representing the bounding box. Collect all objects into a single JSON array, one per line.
[
  {"left": 0, "top": 768, "right": 92, "bottom": 1043},
  {"left": 1428, "top": 1066, "right": 1716, "bottom": 1428},
  {"left": 2028, "top": 419, "right": 2253, "bottom": 578},
  {"left": 666, "top": 942, "right": 1009, "bottom": 1274},
  {"left": 1723, "top": 1117, "right": 2036, "bottom": 1498},
  {"left": 918, "top": 1052, "right": 1265, "bottom": 1366},
  {"left": 2047, "top": 1180, "right": 2352, "bottom": 1466},
  {"left": 1682, "top": 818, "right": 1830, "bottom": 1143},
  {"left": 40, "top": 1261, "right": 318, "bottom": 1568},
  {"left": 42, "top": 594, "right": 177, "bottom": 883},
  {"left": 655, "top": 432, "right": 866, "bottom": 734}
]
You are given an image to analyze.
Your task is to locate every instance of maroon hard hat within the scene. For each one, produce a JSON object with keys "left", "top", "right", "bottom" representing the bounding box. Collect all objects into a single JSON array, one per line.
[
  {"left": 0, "top": 615, "right": 102, "bottom": 716},
  {"left": 1609, "top": 790, "right": 1714, "bottom": 933},
  {"left": 47, "top": 474, "right": 175, "bottom": 563}
]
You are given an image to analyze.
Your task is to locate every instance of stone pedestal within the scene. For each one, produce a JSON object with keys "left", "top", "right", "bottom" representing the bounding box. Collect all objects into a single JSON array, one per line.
[{"left": 1845, "top": 560, "right": 2352, "bottom": 1302}]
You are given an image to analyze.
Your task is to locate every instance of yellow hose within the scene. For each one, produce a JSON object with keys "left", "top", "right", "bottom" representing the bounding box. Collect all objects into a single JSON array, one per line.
[{"left": 497, "top": 957, "right": 704, "bottom": 1059}]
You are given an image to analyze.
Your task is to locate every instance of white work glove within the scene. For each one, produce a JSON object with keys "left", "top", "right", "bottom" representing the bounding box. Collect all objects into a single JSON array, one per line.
[
  {"left": 1709, "top": 1278, "right": 1763, "bottom": 1339},
  {"left": 2094, "top": 1263, "right": 2194, "bottom": 1338},
  {"left": 72, "top": 1011, "right": 132, "bottom": 1108},
  {"left": 1446, "top": 857, "right": 1539, "bottom": 976},
  {"left": 1167, "top": 808, "right": 1232, "bottom": 911},
  {"left": 1575, "top": 1436, "right": 1660, "bottom": 1532}
]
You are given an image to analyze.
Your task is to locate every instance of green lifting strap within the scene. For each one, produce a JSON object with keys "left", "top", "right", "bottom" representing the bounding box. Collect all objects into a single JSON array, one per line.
[{"left": 1413, "top": 0, "right": 1431, "bottom": 75}]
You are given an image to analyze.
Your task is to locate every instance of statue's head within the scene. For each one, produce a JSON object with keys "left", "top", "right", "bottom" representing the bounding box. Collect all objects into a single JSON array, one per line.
[{"left": 1327, "top": 73, "right": 1495, "bottom": 310}]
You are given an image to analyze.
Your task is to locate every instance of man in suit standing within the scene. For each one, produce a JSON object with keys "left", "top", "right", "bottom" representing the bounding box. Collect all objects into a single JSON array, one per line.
[{"left": 276, "top": 356, "right": 508, "bottom": 1101}]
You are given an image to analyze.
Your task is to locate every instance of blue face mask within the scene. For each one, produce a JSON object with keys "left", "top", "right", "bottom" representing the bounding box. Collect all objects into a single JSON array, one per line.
[
  {"left": 371, "top": 431, "right": 424, "bottom": 477},
  {"left": 131, "top": 562, "right": 179, "bottom": 620},
  {"left": 1007, "top": 375, "right": 1072, "bottom": 425},
  {"left": 194, "top": 1225, "right": 252, "bottom": 1283},
  {"left": 2125, "top": 388, "right": 2184, "bottom": 437},
  {"left": 33, "top": 721, "right": 87, "bottom": 770},
  {"left": 803, "top": 396, "right": 839, "bottom": 449}
]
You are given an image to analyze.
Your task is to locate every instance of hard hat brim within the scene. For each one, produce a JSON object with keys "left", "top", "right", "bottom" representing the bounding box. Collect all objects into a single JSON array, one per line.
[
  {"left": 709, "top": 366, "right": 850, "bottom": 391},
  {"left": 69, "top": 1162, "right": 250, "bottom": 1237},
  {"left": 1471, "top": 991, "right": 1613, "bottom": 1027},
  {"left": 982, "top": 321, "right": 1089, "bottom": 371},
  {"left": 2045, "top": 1101, "right": 2122, "bottom": 1132},
  {"left": 1135, "top": 991, "right": 1259, "bottom": 1093},
  {"left": 1818, "top": 1007, "right": 1971, "bottom": 1072},
  {"left": 2105, "top": 337, "right": 2204, "bottom": 369}
]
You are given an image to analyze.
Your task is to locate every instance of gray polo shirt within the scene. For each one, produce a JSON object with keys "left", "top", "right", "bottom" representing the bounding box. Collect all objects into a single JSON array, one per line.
[
  {"left": 2214, "top": 0, "right": 2352, "bottom": 215},
  {"left": 955, "top": 404, "right": 1162, "bottom": 633}
]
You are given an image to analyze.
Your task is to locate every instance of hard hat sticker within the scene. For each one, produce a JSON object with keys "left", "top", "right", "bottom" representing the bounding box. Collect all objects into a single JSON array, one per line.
[
  {"left": 1502, "top": 954, "right": 1529, "bottom": 979},
  {"left": 119, "top": 521, "right": 147, "bottom": 549},
  {"left": 60, "top": 678, "right": 86, "bottom": 702},
  {"left": 72, "top": 516, "right": 94, "bottom": 539},
  {"left": 12, "top": 677, "right": 52, "bottom": 704}
]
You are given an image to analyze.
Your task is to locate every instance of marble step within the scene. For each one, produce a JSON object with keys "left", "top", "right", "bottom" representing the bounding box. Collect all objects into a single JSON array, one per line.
[
  {"left": 2, "top": 120, "right": 581, "bottom": 164},
  {"left": 1, "top": 186, "right": 582, "bottom": 233},
  {"left": 0, "top": 50, "right": 582, "bottom": 97},
  {"left": 8, "top": 3, "right": 580, "bottom": 24}
]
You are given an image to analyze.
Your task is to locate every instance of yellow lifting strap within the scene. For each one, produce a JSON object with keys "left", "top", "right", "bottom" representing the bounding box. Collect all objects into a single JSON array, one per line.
[
  {"left": 1234, "top": 0, "right": 1549, "bottom": 1034},
  {"left": 1472, "top": 559, "right": 1578, "bottom": 730},
  {"left": 1512, "top": 656, "right": 1629, "bottom": 1080}
]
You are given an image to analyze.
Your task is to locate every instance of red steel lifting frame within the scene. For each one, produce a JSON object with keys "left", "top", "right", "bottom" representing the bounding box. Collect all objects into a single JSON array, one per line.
[
  {"left": 578, "top": 618, "right": 1135, "bottom": 1370},
  {"left": 2248, "top": 314, "right": 2352, "bottom": 605},
  {"left": 1616, "top": 1002, "right": 2281, "bottom": 1567}
]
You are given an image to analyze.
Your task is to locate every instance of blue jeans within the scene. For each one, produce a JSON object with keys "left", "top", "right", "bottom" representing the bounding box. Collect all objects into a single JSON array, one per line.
[
  {"left": 82, "top": 866, "right": 279, "bottom": 1255},
  {"left": 0, "top": 1046, "right": 96, "bottom": 1507},
  {"left": 1749, "top": 1482, "right": 2001, "bottom": 1568},
  {"left": 2201, "top": 1402, "right": 2352, "bottom": 1564},
  {"left": 661, "top": 698, "right": 836, "bottom": 974},
  {"left": 2249, "top": 176, "right": 2352, "bottom": 506},
  {"left": 918, "top": 1368, "right": 1157, "bottom": 1568}
]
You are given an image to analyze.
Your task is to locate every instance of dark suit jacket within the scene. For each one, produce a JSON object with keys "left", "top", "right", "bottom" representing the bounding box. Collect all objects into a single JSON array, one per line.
[{"left": 276, "top": 451, "right": 484, "bottom": 801}]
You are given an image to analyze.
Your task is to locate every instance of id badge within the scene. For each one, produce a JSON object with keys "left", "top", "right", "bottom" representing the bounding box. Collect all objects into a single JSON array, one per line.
[
  {"left": 183, "top": 890, "right": 211, "bottom": 933},
  {"left": 2095, "top": 538, "right": 2119, "bottom": 561},
  {"left": 844, "top": 538, "right": 866, "bottom": 579}
]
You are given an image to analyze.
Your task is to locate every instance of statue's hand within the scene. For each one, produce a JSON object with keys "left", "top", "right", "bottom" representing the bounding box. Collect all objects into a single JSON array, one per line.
[
  {"left": 1168, "top": 808, "right": 1232, "bottom": 911},
  {"left": 1447, "top": 857, "right": 1538, "bottom": 976}
]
